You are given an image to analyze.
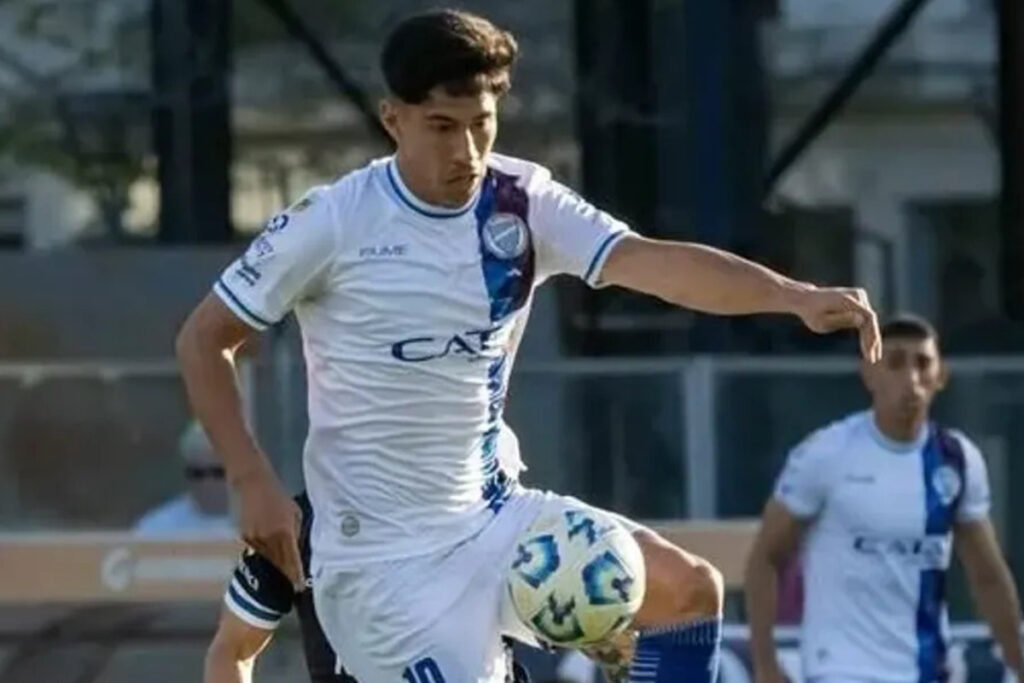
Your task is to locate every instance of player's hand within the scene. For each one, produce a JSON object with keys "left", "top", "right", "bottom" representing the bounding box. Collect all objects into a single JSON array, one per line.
[
  {"left": 791, "top": 285, "right": 882, "bottom": 363},
  {"left": 235, "top": 469, "right": 305, "bottom": 591}
]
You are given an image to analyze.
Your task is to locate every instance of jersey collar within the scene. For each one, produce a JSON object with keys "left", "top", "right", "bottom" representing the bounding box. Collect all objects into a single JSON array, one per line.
[
  {"left": 385, "top": 158, "right": 479, "bottom": 219},
  {"left": 866, "top": 412, "right": 930, "bottom": 453}
]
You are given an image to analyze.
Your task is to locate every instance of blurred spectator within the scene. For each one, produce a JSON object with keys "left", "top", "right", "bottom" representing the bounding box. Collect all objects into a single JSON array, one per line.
[{"left": 133, "top": 420, "right": 235, "bottom": 538}]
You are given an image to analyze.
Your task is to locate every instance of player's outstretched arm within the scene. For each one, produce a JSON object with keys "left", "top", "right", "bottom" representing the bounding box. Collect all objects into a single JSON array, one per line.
[
  {"left": 744, "top": 500, "right": 808, "bottom": 683},
  {"left": 204, "top": 608, "right": 275, "bottom": 683},
  {"left": 176, "top": 294, "right": 305, "bottom": 589},
  {"left": 600, "top": 235, "right": 881, "bottom": 362},
  {"left": 955, "top": 519, "right": 1024, "bottom": 677}
]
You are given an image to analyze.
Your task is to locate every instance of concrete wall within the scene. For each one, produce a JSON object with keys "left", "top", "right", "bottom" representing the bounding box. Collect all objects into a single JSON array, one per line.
[{"left": 0, "top": 248, "right": 236, "bottom": 359}]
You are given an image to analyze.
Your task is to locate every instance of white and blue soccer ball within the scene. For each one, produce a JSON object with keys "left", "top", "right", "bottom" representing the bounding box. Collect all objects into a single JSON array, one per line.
[{"left": 506, "top": 507, "right": 646, "bottom": 647}]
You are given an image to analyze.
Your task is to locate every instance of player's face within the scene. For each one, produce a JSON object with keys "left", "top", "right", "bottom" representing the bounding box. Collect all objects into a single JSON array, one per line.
[
  {"left": 861, "top": 336, "right": 947, "bottom": 420},
  {"left": 381, "top": 87, "right": 499, "bottom": 207}
]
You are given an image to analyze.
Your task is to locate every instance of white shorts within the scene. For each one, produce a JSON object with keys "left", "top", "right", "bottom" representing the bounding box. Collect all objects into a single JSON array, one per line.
[{"left": 312, "top": 486, "right": 642, "bottom": 683}]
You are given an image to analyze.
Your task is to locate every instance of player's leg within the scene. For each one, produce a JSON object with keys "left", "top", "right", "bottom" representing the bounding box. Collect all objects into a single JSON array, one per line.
[
  {"left": 574, "top": 528, "right": 722, "bottom": 683},
  {"left": 625, "top": 528, "right": 724, "bottom": 682},
  {"left": 314, "top": 562, "right": 509, "bottom": 681},
  {"left": 504, "top": 493, "right": 723, "bottom": 682}
]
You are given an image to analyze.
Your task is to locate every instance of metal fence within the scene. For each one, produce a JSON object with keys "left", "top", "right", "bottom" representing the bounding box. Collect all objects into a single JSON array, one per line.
[
  {"left": 0, "top": 355, "right": 1021, "bottom": 539},
  {"left": 254, "top": 353, "right": 1024, "bottom": 552}
]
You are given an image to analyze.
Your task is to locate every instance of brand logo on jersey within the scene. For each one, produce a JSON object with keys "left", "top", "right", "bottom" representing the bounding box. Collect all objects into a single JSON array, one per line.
[
  {"left": 482, "top": 213, "right": 528, "bottom": 260},
  {"left": 853, "top": 535, "right": 950, "bottom": 567},
  {"left": 391, "top": 327, "right": 500, "bottom": 363},
  {"left": 932, "top": 465, "right": 962, "bottom": 506},
  {"left": 359, "top": 244, "right": 407, "bottom": 258}
]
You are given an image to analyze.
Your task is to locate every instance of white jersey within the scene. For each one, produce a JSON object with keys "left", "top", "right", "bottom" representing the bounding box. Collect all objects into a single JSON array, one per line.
[
  {"left": 214, "top": 154, "right": 632, "bottom": 568},
  {"left": 774, "top": 411, "right": 991, "bottom": 682}
]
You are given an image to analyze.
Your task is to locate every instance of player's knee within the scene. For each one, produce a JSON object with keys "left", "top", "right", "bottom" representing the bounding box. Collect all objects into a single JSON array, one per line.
[
  {"left": 634, "top": 530, "right": 724, "bottom": 625},
  {"left": 679, "top": 556, "right": 724, "bottom": 617}
]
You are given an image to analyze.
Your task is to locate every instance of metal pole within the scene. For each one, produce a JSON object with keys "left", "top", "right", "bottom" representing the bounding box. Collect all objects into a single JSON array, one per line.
[
  {"left": 998, "top": 0, "right": 1024, "bottom": 318},
  {"left": 763, "top": 0, "right": 934, "bottom": 196},
  {"left": 255, "top": 0, "right": 389, "bottom": 144},
  {"left": 683, "top": 357, "right": 717, "bottom": 519}
]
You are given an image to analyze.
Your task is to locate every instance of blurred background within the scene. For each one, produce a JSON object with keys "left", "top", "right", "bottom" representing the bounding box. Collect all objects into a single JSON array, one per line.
[{"left": 0, "top": 0, "right": 1021, "bottom": 680}]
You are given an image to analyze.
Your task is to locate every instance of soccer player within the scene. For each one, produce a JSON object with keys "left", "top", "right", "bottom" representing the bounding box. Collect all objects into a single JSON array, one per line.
[
  {"left": 176, "top": 9, "right": 881, "bottom": 682},
  {"left": 204, "top": 492, "right": 355, "bottom": 683},
  {"left": 745, "top": 315, "right": 1024, "bottom": 683},
  {"left": 205, "top": 490, "right": 530, "bottom": 683}
]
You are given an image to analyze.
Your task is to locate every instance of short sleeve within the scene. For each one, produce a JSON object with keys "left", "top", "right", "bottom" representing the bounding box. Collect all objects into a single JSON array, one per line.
[
  {"left": 773, "top": 430, "right": 834, "bottom": 519},
  {"left": 954, "top": 432, "right": 991, "bottom": 523},
  {"left": 530, "top": 179, "right": 634, "bottom": 287},
  {"left": 223, "top": 547, "right": 295, "bottom": 630},
  {"left": 214, "top": 188, "right": 337, "bottom": 330}
]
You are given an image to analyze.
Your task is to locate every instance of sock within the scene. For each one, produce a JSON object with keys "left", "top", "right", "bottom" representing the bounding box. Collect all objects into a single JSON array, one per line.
[{"left": 628, "top": 617, "right": 722, "bottom": 683}]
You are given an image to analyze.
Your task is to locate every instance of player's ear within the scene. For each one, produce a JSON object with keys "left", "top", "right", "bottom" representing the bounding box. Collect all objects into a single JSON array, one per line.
[
  {"left": 379, "top": 99, "right": 401, "bottom": 143},
  {"left": 935, "top": 358, "right": 950, "bottom": 392}
]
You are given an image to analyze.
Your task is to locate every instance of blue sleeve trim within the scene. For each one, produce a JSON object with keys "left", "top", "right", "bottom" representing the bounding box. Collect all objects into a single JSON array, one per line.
[
  {"left": 214, "top": 279, "right": 274, "bottom": 329},
  {"left": 584, "top": 231, "right": 627, "bottom": 284}
]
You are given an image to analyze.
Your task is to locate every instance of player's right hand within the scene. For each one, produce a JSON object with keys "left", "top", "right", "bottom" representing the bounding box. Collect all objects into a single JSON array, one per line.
[
  {"left": 236, "top": 470, "right": 305, "bottom": 591},
  {"left": 791, "top": 285, "right": 882, "bottom": 364}
]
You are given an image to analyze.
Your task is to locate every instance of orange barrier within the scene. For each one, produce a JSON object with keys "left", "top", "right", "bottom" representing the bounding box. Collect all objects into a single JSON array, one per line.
[{"left": 0, "top": 520, "right": 758, "bottom": 603}]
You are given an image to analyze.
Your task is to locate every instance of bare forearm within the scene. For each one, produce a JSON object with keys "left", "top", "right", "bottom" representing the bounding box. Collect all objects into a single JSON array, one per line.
[
  {"left": 744, "top": 556, "right": 783, "bottom": 671},
  {"left": 972, "top": 575, "right": 1024, "bottom": 672},
  {"left": 608, "top": 239, "right": 811, "bottom": 315},
  {"left": 203, "top": 649, "right": 251, "bottom": 683},
  {"left": 176, "top": 332, "right": 272, "bottom": 487}
]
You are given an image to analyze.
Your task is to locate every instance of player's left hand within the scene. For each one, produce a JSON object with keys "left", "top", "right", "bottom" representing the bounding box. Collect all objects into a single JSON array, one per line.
[{"left": 792, "top": 286, "right": 882, "bottom": 363}]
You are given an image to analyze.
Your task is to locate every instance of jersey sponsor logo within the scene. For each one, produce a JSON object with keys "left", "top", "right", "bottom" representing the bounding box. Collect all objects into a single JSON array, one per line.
[
  {"left": 932, "top": 465, "right": 962, "bottom": 506},
  {"left": 852, "top": 534, "right": 951, "bottom": 568},
  {"left": 391, "top": 328, "right": 500, "bottom": 363},
  {"left": 359, "top": 244, "right": 407, "bottom": 258},
  {"left": 481, "top": 212, "right": 529, "bottom": 260}
]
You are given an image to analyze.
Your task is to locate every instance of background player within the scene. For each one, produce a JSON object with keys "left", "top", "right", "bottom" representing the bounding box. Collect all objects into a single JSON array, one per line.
[
  {"left": 176, "top": 9, "right": 882, "bottom": 682},
  {"left": 745, "top": 314, "right": 1024, "bottom": 682}
]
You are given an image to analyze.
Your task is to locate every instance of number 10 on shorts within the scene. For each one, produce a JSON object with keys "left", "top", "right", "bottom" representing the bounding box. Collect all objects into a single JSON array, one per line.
[{"left": 402, "top": 657, "right": 446, "bottom": 683}]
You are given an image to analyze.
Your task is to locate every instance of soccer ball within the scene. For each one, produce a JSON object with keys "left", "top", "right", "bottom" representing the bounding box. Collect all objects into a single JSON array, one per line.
[{"left": 506, "top": 507, "right": 646, "bottom": 647}]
